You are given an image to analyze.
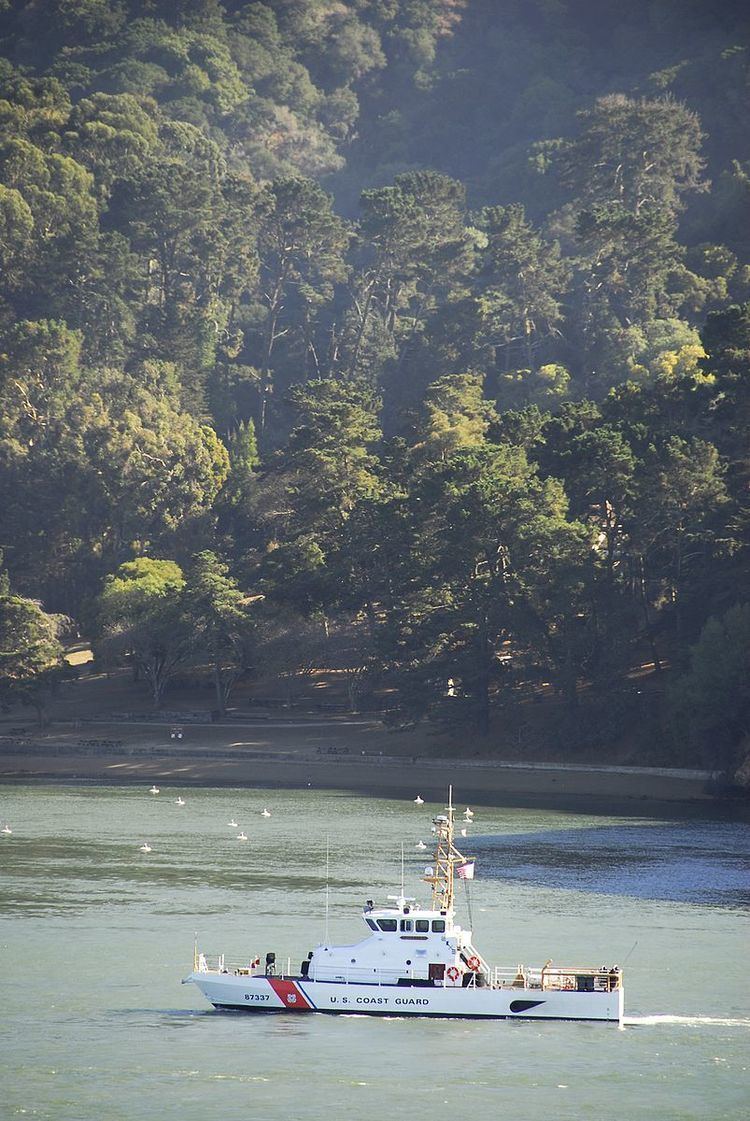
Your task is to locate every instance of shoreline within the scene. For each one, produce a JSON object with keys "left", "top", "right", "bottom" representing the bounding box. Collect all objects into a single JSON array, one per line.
[
  {"left": 0, "top": 741, "right": 738, "bottom": 819},
  {"left": 1, "top": 708, "right": 743, "bottom": 817}
]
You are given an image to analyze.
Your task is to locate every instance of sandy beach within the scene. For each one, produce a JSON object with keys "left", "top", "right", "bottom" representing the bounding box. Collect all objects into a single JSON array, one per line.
[{"left": 0, "top": 710, "right": 724, "bottom": 810}]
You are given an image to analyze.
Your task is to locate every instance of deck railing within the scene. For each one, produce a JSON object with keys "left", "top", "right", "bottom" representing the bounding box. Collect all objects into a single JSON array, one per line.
[
  {"left": 489, "top": 964, "right": 621, "bottom": 992},
  {"left": 197, "top": 955, "right": 416, "bottom": 985},
  {"left": 195, "top": 954, "right": 621, "bottom": 992}
]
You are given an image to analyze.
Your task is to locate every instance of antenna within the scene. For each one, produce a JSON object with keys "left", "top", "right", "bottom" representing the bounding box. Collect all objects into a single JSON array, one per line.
[
  {"left": 622, "top": 940, "right": 638, "bottom": 965},
  {"left": 324, "top": 834, "right": 330, "bottom": 943}
]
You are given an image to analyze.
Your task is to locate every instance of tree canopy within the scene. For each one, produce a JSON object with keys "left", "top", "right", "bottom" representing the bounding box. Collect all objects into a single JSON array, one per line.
[{"left": 0, "top": 0, "right": 748, "bottom": 774}]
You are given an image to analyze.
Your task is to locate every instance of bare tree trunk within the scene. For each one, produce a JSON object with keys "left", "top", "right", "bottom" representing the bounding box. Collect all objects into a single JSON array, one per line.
[
  {"left": 213, "top": 660, "right": 226, "bottom": 717},
  {"left": 673, "top": 528, "right": 684, "bottom": 641},
  {"left": 144, "top": 657, "right": 166, "bottom": 709},
  {"left": 636, "top": 554, "right": 662, "bottom": 673},
  {"left": 347, "top": 264, "right": 382, "bottom": 378},
  {"left": 259, "top": 265, "right": 289, "bottom": 440},
  {"left": 33, "top": 700, "right": 45, "bottom": 730},
  {"left": 475, "top": 616, "right": 491, "bottom": 735}
]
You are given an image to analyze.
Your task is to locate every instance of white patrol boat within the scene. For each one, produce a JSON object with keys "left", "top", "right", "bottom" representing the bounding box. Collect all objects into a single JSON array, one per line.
[{"left": 183, "top": 793, "right": 624, "bottom": 1023}]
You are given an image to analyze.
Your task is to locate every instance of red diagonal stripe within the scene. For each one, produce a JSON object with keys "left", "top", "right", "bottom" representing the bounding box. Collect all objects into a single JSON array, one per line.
[{"left": 268, "top": 977, "right": 312, "bottom": 1010}]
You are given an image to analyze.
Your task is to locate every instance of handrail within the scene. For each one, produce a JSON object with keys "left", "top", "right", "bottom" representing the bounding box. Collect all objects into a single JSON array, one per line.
[
  {"left": 197, "top": 957, "right": 414, "bottom": 986},
  {"left": 195, "top": 954, "right": 622, "bottom": 991},
  {"left": 489, "top": 964, "right": 622, "bottom": 991}
]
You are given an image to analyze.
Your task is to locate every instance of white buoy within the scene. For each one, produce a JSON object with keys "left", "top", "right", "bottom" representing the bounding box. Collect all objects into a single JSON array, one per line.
[
  {"left": 413, "top": 795, "right": 424, "bottom": 805},
  {"left": 175, "top": 797, "right": 186, "bottom": 806},
  {"left": 415, "top": 840, "right": 427, "bottom": 850},
  {"left": 261, "top": 808, "right": 271, "bottom": 818},
  {"left": 149, "top": 786, "right": 160, "bottom": 795},
  {"left": 139, "top": 842, "right": 152, "bottom": 853},
  {"left": 237, "top": 832, "right": 248, "bottom": 841},
  {"left": 463, "top": 807, "right": 474, "bottom": 819}
]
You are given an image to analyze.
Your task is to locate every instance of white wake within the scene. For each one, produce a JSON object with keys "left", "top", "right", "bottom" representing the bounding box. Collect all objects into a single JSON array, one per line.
[{"left": 624, "top": 1015, "right": 750, "bottom": 1028}]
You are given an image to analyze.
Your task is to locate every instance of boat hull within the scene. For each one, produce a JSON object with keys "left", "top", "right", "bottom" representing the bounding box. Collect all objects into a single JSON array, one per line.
[{"left": 185, "top": 972, "right": 624, "bottom": 1023}]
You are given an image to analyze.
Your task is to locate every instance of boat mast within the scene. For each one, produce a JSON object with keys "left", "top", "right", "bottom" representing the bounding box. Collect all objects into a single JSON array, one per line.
[{"left": 425, "top": 785, "right": 466, "bottom": 912}]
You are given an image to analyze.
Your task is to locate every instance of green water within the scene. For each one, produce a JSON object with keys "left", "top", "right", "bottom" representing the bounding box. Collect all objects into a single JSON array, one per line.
[{"left": 0, "top": 783, "right": 748, "bottom": 1120}]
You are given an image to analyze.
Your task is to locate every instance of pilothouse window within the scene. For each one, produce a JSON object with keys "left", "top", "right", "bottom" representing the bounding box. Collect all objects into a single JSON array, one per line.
[
  {"left": 415, "top": 920, "right": 429, "bottom": 932},
  {"left": 432, "top": 920, "right": 446, "bottom": 932},
  {"left": 365, "top": 918, "right": 378, "bottom": 931},
  {"left": 399, "top": 920, "right": 412, "bottom": 932},
  {"left": 377, "top": 919, "right": 398, "bottom": 932}
]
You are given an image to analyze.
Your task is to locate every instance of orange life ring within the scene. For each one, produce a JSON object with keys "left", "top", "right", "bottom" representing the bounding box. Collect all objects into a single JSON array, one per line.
[
  {"left": 467, "top": 955, "right": 481, "bottom": 971},
  {"left": 446, "top": 966, "right": 460, "bottom": 982}
]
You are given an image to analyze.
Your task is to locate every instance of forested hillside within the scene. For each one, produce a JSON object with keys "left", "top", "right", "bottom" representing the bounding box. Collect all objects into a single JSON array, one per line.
[{"left": 0, "top": 1, "right": 748, "bottom": 778}]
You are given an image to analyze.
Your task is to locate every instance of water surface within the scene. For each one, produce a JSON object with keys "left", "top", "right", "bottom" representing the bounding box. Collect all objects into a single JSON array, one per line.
[{"left": 0, "top": 784, "right": 748, "bottom": 1120}]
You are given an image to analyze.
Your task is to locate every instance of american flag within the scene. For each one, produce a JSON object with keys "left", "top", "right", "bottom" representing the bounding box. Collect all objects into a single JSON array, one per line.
[{"left": 456, "top": 860, "right": 475, "bottom": 880}]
